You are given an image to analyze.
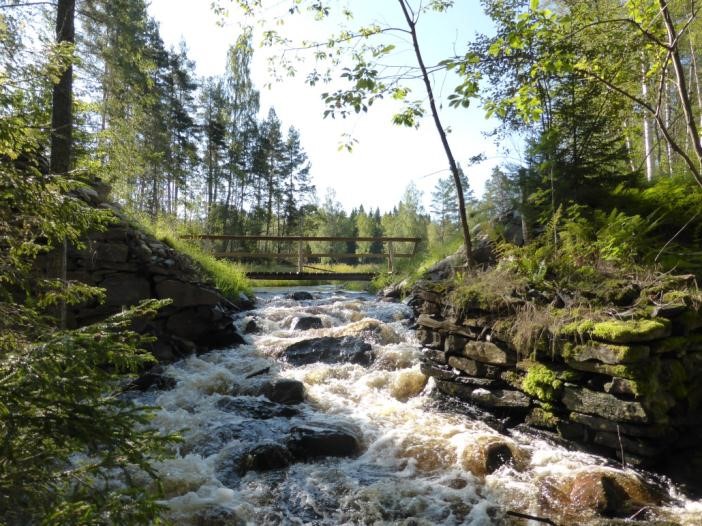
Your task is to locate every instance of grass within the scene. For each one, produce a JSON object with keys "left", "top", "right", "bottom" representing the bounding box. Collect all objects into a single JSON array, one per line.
[
  {"left": 132, "top": 215, "right": 253, "bottom": 301},
  {"left": 245, "top": 261, "right": 384, "bottom": 290}
]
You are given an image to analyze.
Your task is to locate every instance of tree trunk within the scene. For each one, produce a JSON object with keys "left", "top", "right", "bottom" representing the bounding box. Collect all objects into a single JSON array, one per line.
[
  {"left": 50, "top": 0, "right": 75, "bottom": 331},
  {"left": 398, "top": 0, "right": 473, "bottom": 265},
  {"left": 641, "top": 62, "right": 655, "bottom": 182},
  {"left": 50, "top": 0, "right": 74, "bottom": 176}
]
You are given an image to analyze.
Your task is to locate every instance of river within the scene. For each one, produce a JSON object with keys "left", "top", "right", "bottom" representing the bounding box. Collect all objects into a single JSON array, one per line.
[{"left": 134, "top": 286, "right": 702, "bottom": 525}]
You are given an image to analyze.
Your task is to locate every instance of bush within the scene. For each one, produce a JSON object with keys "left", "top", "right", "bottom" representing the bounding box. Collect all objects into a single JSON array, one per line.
[{"left": 1, "top": 167, "right": 177, "bottom": 524}]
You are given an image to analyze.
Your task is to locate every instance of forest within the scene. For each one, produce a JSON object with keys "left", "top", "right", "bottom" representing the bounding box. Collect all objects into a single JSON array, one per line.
[{"left": 4, "top": 0, "right": 702, "bottom": 523}]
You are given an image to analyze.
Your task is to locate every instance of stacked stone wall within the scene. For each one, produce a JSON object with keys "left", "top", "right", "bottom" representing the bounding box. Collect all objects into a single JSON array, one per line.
[{"left": 411, "top": 283, "right": 702, "bottom": 479}]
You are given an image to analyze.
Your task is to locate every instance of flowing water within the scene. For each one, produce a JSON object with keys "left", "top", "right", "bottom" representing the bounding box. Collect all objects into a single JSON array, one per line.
[{"left": 134, "top": 287, "right": 702, "bottom": 525}]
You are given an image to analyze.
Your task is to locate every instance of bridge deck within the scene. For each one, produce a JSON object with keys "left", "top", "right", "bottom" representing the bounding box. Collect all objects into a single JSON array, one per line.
[{"left": 246, "top": 271, "right": 377, "bottom": 281}]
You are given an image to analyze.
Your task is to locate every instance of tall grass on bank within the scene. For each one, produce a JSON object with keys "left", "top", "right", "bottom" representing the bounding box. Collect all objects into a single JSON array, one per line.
[
  {"left": 131, "top": 214, "right": 252, "bottom": 300},
  {"left": 246, "top": 261, "right": 383, "bottom": 289}
]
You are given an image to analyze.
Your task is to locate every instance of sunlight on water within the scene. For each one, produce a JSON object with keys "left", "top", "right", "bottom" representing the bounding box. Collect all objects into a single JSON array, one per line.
[{"left": 130, "top": 286, "right": 702, "bottom": 525}]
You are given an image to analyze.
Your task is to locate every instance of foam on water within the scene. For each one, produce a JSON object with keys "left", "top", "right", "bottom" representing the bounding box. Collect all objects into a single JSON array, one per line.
[{"left": 129, "top": 286, "right": 702, "bottom": 525}]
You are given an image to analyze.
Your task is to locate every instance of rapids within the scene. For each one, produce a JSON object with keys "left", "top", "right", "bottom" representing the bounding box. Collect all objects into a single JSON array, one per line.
[{"left": 135, "top": 286, "right": 702, "bottom": 525}]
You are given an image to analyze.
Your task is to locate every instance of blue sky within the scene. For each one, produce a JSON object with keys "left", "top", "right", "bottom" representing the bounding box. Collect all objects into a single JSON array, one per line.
[{"left": 148, "top": 0, "right": 505, "bottom": 213}]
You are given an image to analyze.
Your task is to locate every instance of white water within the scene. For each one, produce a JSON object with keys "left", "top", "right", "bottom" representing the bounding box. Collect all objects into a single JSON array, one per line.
[{"left": 134, "top": 286, "right": 702, "bottom": 525}]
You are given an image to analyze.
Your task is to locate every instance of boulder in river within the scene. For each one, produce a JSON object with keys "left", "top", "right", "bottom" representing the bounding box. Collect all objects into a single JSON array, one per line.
[
  {"left": 282, "top": 336, "right": 374, "bottom": 366},
  {"left": 566, "top": 469, "right": 661, "bottom": 516},
  {"left": 288, "top": 291, "right": 314, "bottom": 301},
  {"left": 291, "top": 316, "right": 323, "bottom": 331},
  {"left": 262, "top": 378, "right": 305, "bottom": 405},
  {"left": 286, "top": 423, "right": 361, "bottom": 461},
  {"left": 215, "top": 396, "right": 300, "bottom": 418},
  {"left": 237, "top": 442, "right": 295, "bottom": 475},
  {"left": 461, "top": 436, "right": 527, "bottom": 476}
]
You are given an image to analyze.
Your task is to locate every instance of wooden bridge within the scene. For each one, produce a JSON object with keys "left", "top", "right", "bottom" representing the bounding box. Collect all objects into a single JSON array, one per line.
[{"left": 179, "top": 234, "right": 422, "bottom": 281}]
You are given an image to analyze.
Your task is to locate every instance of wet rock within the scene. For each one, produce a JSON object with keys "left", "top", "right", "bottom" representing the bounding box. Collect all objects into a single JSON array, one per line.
[
  {"left": 286, "top": 424, "right": 361, "bottom": 461},
  {"left": 262, "top": 378, "right": 305, "bottom": 405},
  {"left": 566, "top": 470, "right": 660, "bottom": 516},
  {"left": 390, "top": 369, "right": 428, "bottom": 401},
  {"left": 461, "top": 436, "right": 525, "bottom": 476},
  {"left": 292, "top": 316, "right": 323, "bottom": 331},
  {"left": 237, "top": 292, "right": 255, "bottom": 310},
  {"left": 562, "top": 386, "right": 648, "bottom": 424},
  {"left": 237, "top": 443, "right": 295, "bottom": 475},
  {"left": 128, "top": 365, "right": 176, "bottom": 391},
  {"left": 282, "top": 336, "right": 374, "bottom": 366},
  {"left": 380, "top": 283, "right": 402, "bottom": 300},
  {"left": 288, "top": 291, "right": 313, "bottom": 301},
  {"left": 398, "top": 435, "right": 457, "bottom": 473},
  {"left": 335, "top": 319, "right": 400, "bottom": 344},
  {"left": 194, "top": 506, "right": 246, "bottom": 526},
  {"left": 243, "top": 318, "right": 260, "bottom": 334},
  {"left": 215, "top": 396, "right": 300, "bottom": 419}
]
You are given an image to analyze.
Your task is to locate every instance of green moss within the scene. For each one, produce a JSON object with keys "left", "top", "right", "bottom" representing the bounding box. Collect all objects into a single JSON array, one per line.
[
  {"left": 661, "top": 290, "right": 690, "bottom": 304},
  {"left": 562, "top": 341, "right": 649, "bottom": 364},
  {"left": 591, "top": 318, "right": 670, "bottom": 343},
  {"left": 500, "top": 370, "right": 524, "bottom": 390},
  {"left": 521, "top": 363, "right": 563, "bottom": 402},
  {"left": 562, "top": 318, "right": 671, "bottom": 344},
  {"left": 526, "top": 407, "right": 559, "bottom": 429}
]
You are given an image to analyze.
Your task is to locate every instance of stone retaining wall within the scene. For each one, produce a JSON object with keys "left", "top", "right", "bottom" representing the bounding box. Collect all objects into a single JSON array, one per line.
[
  {"left": 35, "top": 180, "right": 249, "bottom": 363},
  {"left": 410, "top": 282, "right": 702, "bottom": 487}
]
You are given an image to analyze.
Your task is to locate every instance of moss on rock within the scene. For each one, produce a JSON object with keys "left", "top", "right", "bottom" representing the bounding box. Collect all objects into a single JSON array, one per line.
[
  {"left": 521, "top": 363, "right": 564, "bottom": 402},
  {"left": 561, "top": 318, "right": 671, "bottom": 344},
  {"left": 562, "top": 341, "right": 649, "bottom": 364}
]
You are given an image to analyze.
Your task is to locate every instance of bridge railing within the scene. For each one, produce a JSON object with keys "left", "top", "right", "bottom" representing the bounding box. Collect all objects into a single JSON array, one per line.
[{"left": 179, "top": 234, "right": 422, "bottom": 274}]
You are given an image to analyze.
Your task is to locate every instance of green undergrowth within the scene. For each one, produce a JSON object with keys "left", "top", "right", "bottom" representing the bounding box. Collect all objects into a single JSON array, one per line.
[
  {"left": 132, "top": 215, "right": 252, "bottom": 301},
  {"left": 372, "top": 234, "right": 464, "bottom": 293}
]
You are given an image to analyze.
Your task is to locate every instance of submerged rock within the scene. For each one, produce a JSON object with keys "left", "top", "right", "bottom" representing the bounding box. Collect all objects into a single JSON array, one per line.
[
  {"left": 291, "top": 316, "right": 323, "bottom": 331},
  {"left": 129, "top": 364, "right": 176, "bottom": 391},
  {"left": 461, "top": 436, "right": 526, "bottom": 476},
  {"left": 286, "top": 423, "right": 361, "bottom": 461},
  {"left": 282, "top": 336, "right": 374, "bottom": 366},
  {"left": 237, "top": 442, "right": 295, "bottom": 475},
  {"left": 566, "top": 470, "right": 661, "bottom": 516},
  {"left": 215, "top": 396, "right": 300, "bottom": 419},
  {"left": 194, "top": 506, "right": 246, "bottom": 526},
  {"left": 243, "top": 318, "right": 260, "bottom": 334},
  {"left": 390, "top": 369, "right": 428, "bottom": 401},
  {"left": 334, "top": 318, "right": 401, "bottom": 344}
]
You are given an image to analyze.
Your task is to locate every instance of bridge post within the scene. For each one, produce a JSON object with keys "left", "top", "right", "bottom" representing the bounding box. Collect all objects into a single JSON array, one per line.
[
  {"left": 297, "top": 240, "right": 304, "bottom": 273},
  {"left": 387, "top": 241, "right": 395, "bottom": 273}
]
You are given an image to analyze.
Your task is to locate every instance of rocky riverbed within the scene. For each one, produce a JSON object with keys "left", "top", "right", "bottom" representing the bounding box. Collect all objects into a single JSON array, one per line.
[{"left": 128, "top": 287, "right": 702, "bottom": 525}]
